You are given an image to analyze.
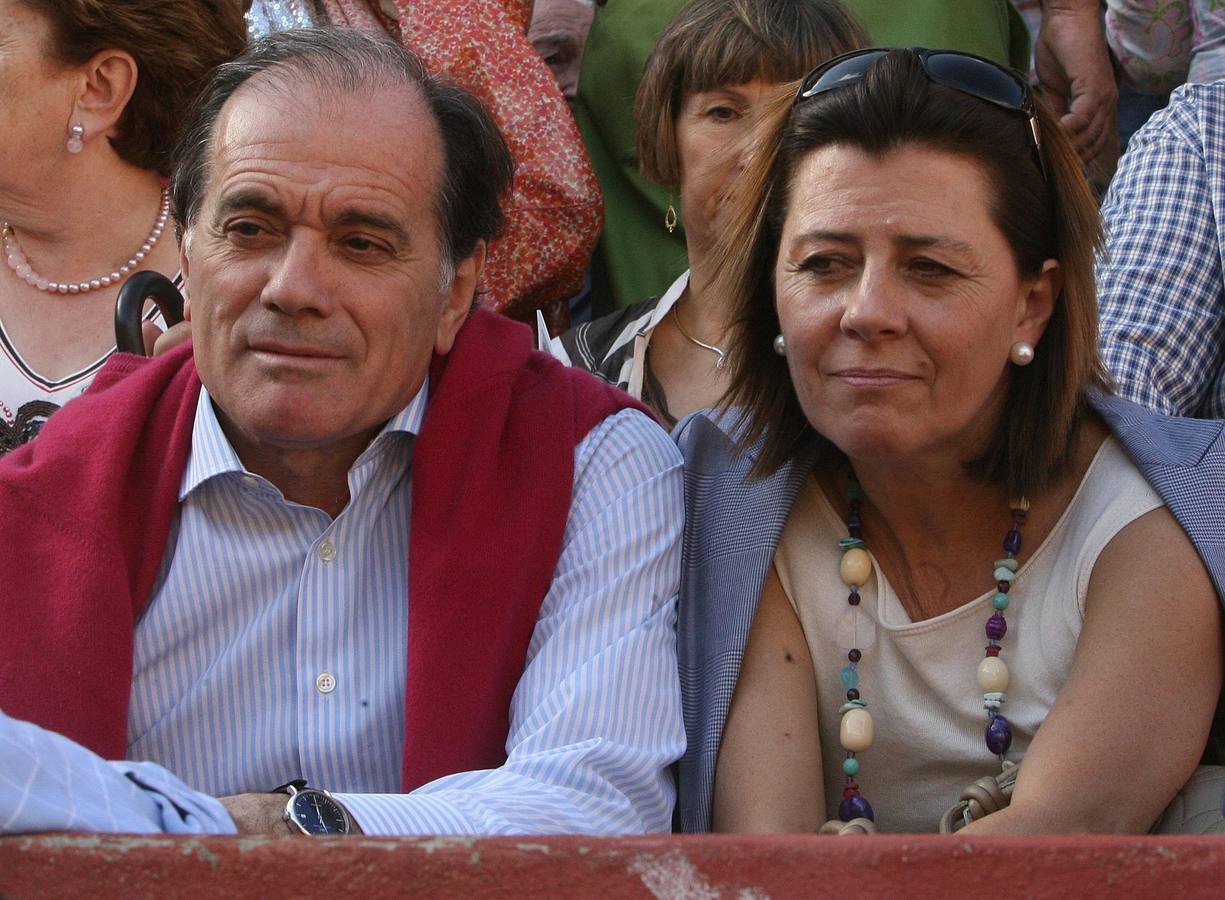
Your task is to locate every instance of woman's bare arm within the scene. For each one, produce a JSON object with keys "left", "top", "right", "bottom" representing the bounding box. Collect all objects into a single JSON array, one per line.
[
  {"left": 965, "top": 506, "right": 1222, "bottom": 834},
  {"left": 712, "top": 565, "right": 826, "bottom": 832}
]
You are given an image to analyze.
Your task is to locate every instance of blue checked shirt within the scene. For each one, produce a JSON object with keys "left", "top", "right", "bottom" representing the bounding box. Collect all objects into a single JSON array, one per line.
[
  {"left": 1, "top": 383, "right": 685, "bottom": 836},
  {"left": 1098, "top": 81, "right": 1225, "bottom": 419}
]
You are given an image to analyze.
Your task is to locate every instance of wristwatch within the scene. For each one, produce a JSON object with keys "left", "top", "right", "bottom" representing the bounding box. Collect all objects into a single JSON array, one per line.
[{"left": 275, "top": 779, "right": 354, "bottom": 835}]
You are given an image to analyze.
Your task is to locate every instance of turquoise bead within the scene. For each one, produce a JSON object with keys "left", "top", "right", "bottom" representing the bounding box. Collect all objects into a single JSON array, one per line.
[
  {"left": 993, "top": 566, "right": 1016, "bottom": 583},
  {"left": 992, "top": 592, "right": 1010, "bottom": 610},
  {"left": 840, "top": 665, "right": 859, "bottom": 690},
  {"left": 843, "top": 757, "right": 860, "bottom": 777},
  {"left": 839, "top": 537, "right": 866, "bottom": 552},
  {"left": 993, "top": 558, "right": 1019, "bottom": 572}
]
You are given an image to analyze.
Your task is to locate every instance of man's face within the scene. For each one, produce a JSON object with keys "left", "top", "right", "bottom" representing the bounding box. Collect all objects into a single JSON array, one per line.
[
  {"left": 181, "top": 76, "right": 473, "bottom": 457},
  {"left": 528, "top": 0, "right": 594, "bottom": 102}
]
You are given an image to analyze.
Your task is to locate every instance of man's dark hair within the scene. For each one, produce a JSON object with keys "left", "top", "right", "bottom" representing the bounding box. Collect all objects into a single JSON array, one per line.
[{"left": 171, "top": 27, "right": 515, "bottom": 271}]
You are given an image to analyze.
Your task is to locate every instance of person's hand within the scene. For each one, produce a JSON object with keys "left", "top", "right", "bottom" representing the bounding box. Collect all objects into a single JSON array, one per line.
[
  {"left": 219, "top": 792, "right": 365, "bottom": 835},
  {"left": 1034, "top": 0, "right": 1119, "bottom": 162},
  {"left": 141, "top": 298, "right": 192, "bottom": 357},
  {"left": 220, "top": 792, "right": 296, "bottom": 834}
]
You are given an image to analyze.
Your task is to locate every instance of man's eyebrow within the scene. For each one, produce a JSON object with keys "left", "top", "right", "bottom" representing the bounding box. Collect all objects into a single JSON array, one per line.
[
  {"left": 333, "top": 210, "right": 410, "bottom": 243},
  {"left": 213, "top": 190, "right": 284, "bottom": 221}
]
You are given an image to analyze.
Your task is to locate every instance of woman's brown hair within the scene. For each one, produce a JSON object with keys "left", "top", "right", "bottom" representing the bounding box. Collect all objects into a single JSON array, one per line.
[
  {"left": 718, "top": 50, "right": 1107, "bottom": 497},
  {"left": 20, "top": 0, "right": 249, "bottom": 175},
  {"left": 634, "top": 0, "right": 868, "bottom": 187}
]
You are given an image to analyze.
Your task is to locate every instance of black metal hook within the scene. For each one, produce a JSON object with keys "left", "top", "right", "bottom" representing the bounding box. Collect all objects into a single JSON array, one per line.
[{"left": 114, "top": 270, "right": 186, "bottom": 356}]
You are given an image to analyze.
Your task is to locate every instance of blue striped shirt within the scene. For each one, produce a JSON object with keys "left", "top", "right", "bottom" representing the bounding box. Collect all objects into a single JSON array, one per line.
[{"left": 1, "top": 384, "right": 684, "bottom": 835}]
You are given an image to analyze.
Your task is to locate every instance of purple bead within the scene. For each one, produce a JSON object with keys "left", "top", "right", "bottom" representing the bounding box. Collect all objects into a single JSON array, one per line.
[
  {"left": 846, "top": 688, "right": 860, "bottom": 701},
  {"left": 847, "top": 511, "right": 862, "bottom": 531},
  {"left": 848, "top": 649, "right": 862, "bottom": 663},
  {"left": 986, "top": 714, "right": 1013, "bottom": 755},
  {"left": 848, "top": 590, "right": 861, "bottom": 606},
  {"left": 839, "top": 794, "right": 875, "bottom": 822},
  {"left": 985, "top": 612, "right": 1008, "bottom": 641},
  {"left": 1003, "top": 529, "right": 1022, "bottom": 555}
]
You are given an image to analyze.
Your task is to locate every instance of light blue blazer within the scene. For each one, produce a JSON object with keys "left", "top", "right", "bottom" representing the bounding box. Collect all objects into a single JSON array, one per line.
[{"left": 674, "top": 393, "right": 1225, "bottom": 833}]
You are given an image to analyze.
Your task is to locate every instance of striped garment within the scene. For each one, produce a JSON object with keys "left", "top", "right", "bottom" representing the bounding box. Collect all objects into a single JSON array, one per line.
[{"left": 1, "top": 384, "right": 685, "bottom": 836}]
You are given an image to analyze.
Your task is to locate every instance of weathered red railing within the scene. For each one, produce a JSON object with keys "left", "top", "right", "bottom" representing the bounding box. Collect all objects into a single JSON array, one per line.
[{"left": 3, "top": 834, "right": 1225, "bottom": 898}]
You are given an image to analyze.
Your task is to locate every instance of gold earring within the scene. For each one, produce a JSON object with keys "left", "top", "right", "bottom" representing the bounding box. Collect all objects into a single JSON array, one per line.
[{"left": 664, "top": 195, "right": 678, "bottom": 234}]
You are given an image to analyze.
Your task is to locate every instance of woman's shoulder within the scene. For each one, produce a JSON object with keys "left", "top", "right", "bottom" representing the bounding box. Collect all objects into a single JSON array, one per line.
[{"left": 1091, "top": 391, "right": 1225, "bottom": 593}]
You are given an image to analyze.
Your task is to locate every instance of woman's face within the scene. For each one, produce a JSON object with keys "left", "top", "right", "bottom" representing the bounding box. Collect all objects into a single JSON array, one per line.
[
  {"left": 674, "top": 78, "right": 774, "bottom": 256},
  {"left": 0, "top": 0, "right": 77, "bottom": 197},
  {"left": 773, "top": 143, "right": 1058, "bottom": 468}
]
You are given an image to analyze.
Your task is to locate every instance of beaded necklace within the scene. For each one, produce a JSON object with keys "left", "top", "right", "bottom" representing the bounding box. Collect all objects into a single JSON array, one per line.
[{"left": 833, "top": 478, "right": 1029, "bottom": 828}]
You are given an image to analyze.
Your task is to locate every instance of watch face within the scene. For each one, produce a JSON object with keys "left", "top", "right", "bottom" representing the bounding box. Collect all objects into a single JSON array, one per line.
[{"left": 290, "top": 790, "right": 350, "bottom": 834}]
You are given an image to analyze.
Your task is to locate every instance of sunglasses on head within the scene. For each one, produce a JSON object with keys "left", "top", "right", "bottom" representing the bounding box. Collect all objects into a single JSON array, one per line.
[{"left": 794, "top": 47, "right": 1047, "bottom": 182}]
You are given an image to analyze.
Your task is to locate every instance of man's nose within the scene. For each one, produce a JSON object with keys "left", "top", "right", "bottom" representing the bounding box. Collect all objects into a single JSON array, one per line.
[
  {"left": 839, "top": 265, "right": 907, "bottom": 341},
  {"left": 259, "top": 233, "right": 335, "bottom": 317}
]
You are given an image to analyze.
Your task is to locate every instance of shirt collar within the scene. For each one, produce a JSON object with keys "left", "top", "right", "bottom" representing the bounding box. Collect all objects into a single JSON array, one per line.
[{"left": 179, "top": 376, "right": 430, "bottom": 501}]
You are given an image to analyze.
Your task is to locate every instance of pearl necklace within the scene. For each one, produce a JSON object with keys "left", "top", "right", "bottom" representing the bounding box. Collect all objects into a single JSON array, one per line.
[
  {"left": 2, "top": 189, "right": 170, "bottom": 295},
  {"left": 829, "top": 479, "right": 1028, "bottom": 832}
]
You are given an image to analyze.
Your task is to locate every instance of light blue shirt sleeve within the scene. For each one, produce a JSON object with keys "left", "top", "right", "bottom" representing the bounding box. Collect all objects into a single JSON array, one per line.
[
  {"left": 335, "top": 408, "right": 686, "bottom": 835},
  {"left": 0, "top": 708, "right": 235, "bottom": 835}
]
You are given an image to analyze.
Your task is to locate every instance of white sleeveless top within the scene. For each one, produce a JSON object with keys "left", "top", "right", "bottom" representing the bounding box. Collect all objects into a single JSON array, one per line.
[
  {"left": 774, "top": 437, "right": 1164, "bottom": 833},
  {"left": 0, "top": 278, "right": 175, "bottom": 454}
]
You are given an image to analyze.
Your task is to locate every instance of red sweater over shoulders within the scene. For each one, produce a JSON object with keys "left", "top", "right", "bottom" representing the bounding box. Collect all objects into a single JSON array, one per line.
[{"left": 0, "top": 310, "right": 645, "bottom": 790}]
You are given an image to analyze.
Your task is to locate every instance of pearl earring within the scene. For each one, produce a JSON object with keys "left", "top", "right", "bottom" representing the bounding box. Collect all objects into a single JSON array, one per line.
[
  {"left": 66, "top": 123, "right": 85, "bottom": 154},
  {"left": 773, "top": 334, "right": 786, "bottom": 357},
  {"left": 1009, "top": 341, "right": 1034, "bottom": 366}
]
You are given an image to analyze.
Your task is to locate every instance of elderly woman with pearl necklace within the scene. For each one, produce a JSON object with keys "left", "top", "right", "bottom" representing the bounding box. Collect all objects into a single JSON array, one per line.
[{"left": 0, "top": 0, "right": 246, "bottom": 453}]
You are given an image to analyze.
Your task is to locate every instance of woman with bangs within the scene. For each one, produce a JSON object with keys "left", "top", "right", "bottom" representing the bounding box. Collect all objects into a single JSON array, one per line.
[{"left": 558, "top": 0, "right": 866, "bottom": 428}]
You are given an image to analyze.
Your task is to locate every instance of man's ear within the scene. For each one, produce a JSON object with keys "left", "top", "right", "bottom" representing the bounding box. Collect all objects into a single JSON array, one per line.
[
  {"left": 72, "top": 49, "right": 139, "bottom": 142},
  {"left": 1015, "top": 258, "right": 1061, "bottom": 349},
  {"left": 434, "top": 241, "right": 487, "bottom": 355}
]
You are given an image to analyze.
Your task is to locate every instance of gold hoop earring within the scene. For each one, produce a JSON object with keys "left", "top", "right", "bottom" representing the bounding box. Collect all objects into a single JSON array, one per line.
[{"left": 664, "top": 196, "right": 678, "bottom": 234}]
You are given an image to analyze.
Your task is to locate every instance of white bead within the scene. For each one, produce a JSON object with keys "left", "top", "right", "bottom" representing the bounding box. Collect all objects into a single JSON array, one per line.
[
  {"left": 977, "top": 656, "right": 1010, "bottom": 692},
  {"left": 89, "top": 279, "right": 101, "bottom": 290},
  {"left": 120, "top": 265, "right": 131, "bottom": 275},
  {"left": 100, "top": 276, "right": 111, "bottom": 286},
  {"left": 840, "top": 707, "right": 875, "bottom": 753},
  {"left": 67, "top": 283, "right": 80, "bottom": 294},
  {"left": 140, "top": 242, "right": 152, "bottom": 253},
  {"left": 35, "top": 278, "right": 49, "bottom": 291},
  {"left": 840, "top": 548, "right": 872, "bottom": 587}
]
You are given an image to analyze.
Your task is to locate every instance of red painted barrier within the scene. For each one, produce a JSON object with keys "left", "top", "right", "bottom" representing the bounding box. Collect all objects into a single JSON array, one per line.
[{"left": 3, "top": 834, "right": 1225, "bottom": 898}]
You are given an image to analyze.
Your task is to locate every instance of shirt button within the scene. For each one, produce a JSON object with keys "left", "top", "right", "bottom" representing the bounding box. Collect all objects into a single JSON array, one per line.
[
  {"left": 317, "top": 538, "right": 336, "bottom": 562},
  {"left": 316, "top": 672, "right": 336, "bottom": 694}
]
